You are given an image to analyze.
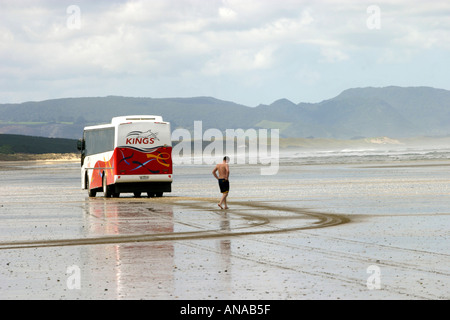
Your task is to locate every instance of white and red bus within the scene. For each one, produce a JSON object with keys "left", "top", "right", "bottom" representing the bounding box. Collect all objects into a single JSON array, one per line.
[{"left": 77, "top": 115, "right": 172, "bottom": 198}]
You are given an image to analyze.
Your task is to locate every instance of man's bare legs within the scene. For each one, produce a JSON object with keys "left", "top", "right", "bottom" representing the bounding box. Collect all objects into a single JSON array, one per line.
[{"left": 218, "top": 192, "right": 229, "bottom": 209}]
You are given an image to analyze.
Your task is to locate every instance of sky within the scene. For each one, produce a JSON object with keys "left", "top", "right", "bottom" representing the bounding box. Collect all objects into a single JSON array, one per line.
[{"left": 0, "top": 0, "right": 449, "bottom": 106}]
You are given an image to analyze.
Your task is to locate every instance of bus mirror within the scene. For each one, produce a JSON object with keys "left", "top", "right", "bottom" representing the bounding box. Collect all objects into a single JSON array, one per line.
[{"left": 77, "top": 139, "right": 85, "bottom": 151}]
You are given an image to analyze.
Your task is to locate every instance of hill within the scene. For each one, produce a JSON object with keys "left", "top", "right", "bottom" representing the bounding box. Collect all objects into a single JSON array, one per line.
[
  {"left": 1, "top": 86, "right": 450, "bottom": 139},
  {"left": 254, "top": 86, "right": 450, "bottom": 138},
  {"left": 0, "top": 96, "right": 255, "bottom": 139},
  {"left": 0, "top": 134, "right": 78, "bottom": 154}
]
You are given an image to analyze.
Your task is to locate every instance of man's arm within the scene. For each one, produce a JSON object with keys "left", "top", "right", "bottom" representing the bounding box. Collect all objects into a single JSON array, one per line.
[
  {"left": 212, "top": 165, "right": 219, "bottom": 180},
  {"left": 224, "top": 164, "right": 229, "bottom": 180}
]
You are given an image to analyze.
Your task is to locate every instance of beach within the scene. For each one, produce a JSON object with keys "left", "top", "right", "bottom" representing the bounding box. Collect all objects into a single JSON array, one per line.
[{"left": 0, "top": 148, "right": 449, "bottom": 300}]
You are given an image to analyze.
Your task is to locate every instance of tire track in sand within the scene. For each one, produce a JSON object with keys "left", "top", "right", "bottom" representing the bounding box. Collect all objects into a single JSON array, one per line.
[{"left": 0, "top": 198, "right": 349, "bottom": 250}]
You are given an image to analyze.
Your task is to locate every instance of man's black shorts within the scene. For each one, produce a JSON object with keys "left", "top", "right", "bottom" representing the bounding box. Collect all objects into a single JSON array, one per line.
[{"left": 218, "top": 179, "right": 230, "bottom": 194}]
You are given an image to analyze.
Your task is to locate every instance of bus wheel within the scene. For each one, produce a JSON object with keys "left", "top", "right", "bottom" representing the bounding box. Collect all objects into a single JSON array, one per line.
[
  {"left": 103, "top": 175, "right": 111, "bottom": 198},
  {"left": 87, "top": 174, "right": 96, "bottom": 197},
  {"left": 88, "top": 188, "right": 96, "bottom": 197},
  {"left": 155, "top": 192, "right": 163, "bottom": 197},
  {"left": 133, "top": 192, "right": 141, "bottom": 198},
  {"left": 112, "top": 192, "right": 120, "bottom": 198}
]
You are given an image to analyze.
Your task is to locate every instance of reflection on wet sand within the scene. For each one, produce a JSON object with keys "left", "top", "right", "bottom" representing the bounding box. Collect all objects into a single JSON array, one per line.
[
  {"left": 79, "top": 198, "right": 237, "bottom": 299},
  {"left": 78, "top": 198, "right": 346, "bottom": 299},
  {"left": 0, "top": 194, "right": 348, "bottom": 299},
  {"left": 218, "top": 212, "right": 232, "bottom": 292},
  {"left": 0, "top": 198, "right": 348, "bottom": 250},
  {"left": 82, "top": 199, "right": 175, "bottom": 298}
]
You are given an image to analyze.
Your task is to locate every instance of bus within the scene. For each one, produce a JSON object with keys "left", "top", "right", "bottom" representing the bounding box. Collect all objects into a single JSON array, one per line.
[{"left": 77, "top": 115, "right": 172, "bottom": 198}]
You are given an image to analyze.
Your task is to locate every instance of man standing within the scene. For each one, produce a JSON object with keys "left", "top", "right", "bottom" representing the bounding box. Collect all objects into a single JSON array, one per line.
[{"left": 212, "top": 156, "right": 230, "bottom": 209}]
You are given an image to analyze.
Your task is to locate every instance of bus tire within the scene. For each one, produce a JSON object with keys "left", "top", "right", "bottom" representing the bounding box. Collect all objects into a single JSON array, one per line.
[
  {"left": 86, "top": 174, "right": 96, "bottom": 197},
  {"left": 103, "top": 174, "right": 111, "bottom": 198},
  {"left": 133, "top": 192, "right": 141, "bottom": 198},
  {"left": 88, "top": 188, "right": 96, "bottom": 197},
  {"left": 155, "top": 192, "right": 163, "bottom": 197}
]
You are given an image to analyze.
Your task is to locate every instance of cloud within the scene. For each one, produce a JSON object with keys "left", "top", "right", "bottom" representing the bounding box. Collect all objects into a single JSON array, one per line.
[
  {"left": 218, "top": 7, "right": 237, "bottom": 22},
  {"left": 319, "top": 47, "right": 349, "bottom": 63},
  {"left": 0, "top": 0, "right": 449, "bottom": 105},
  {"left": 202, "top": 46, "right": 276, "bottom": 76}
]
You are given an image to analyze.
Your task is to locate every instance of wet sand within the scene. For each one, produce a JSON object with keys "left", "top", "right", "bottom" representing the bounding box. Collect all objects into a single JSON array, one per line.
[{"left": 0, "top": 159, "right": 449, "bottom": 299}]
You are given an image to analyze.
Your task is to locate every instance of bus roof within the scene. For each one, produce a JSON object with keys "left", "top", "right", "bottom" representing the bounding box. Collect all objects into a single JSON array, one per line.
[
  {"left": 111, "top": 115, "right": 164, "bottom": 124},
  {"left": 84, "top": 115, "right": 166, "bottom": 131}
]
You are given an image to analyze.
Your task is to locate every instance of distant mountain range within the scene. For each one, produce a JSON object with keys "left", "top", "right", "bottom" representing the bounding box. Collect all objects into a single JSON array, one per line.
[{"left": 1, "top": 86, "right": 449, "bottom": 139}]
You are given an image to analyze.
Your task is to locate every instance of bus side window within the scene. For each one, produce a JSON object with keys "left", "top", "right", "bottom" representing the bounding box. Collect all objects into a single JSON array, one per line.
[{"left": 84, "top": 128, "right": 114, "bottom": 156}]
